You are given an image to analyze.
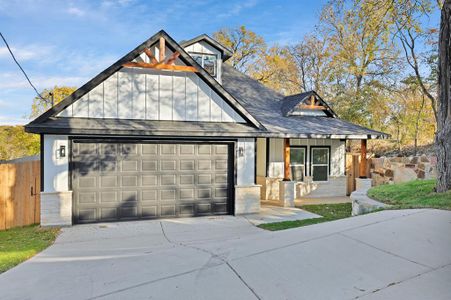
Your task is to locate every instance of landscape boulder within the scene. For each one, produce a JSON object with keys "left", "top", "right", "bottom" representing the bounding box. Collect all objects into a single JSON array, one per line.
[{"left": 393, "top": 166, "right": 418, "bottom": 184}]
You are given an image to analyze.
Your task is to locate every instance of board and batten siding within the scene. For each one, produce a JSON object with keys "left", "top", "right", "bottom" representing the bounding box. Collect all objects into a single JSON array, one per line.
[
  {"left": 267, "top": 138, "right": 346, "bottom": 178},
  {"left": 58, "top": 44, "right": 242, "bottom": 123}
]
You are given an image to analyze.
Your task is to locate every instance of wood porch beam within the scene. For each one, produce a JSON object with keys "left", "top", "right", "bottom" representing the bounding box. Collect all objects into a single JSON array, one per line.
[
  {"left": 298, "top": 104, "right": 327, "bottom": 110},
  {"left": 159, "top": 37, "right": 165, "bottom": 62},
  {"left": 359, "top": 139, "right": 367, "bottom": 178},
  {"left": 283, "top": 138, "right": 291, "bottom": 181},
  {"left": 122, "top": 62, "right": 197, "bottom": 72},
  {"left": 165, "top": 51, "right": 180, "bottom": 65},
  {"left": 144, "top": 48, "right": 158, "bottom": 64}
]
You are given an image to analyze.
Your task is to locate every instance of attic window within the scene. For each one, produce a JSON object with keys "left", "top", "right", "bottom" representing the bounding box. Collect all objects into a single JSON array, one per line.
[{"left": 190, "top": 53, "right": 217, "bottom": 77}]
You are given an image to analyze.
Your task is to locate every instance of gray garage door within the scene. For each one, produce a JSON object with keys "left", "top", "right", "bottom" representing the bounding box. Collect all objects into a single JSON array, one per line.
[{"left": 72, "top": 141, "right": 233, "bottom": 224}]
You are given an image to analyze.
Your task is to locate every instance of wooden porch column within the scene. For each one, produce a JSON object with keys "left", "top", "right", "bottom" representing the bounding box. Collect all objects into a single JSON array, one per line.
[
  {"left": 359, "top": 139, "right": 367, "bottom": 178},
  {"left": 283, "top": 138, "right": 291, "bottom": 181}
]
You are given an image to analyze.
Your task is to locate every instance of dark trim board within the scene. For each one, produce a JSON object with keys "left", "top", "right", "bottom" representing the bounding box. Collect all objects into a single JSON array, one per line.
[
  {"left": 265, "top": 138, "right": 270, "bottom": 177},
  {"left": 180, "top": 34, "right": 233, "bottom": 60},
  {"left": 69, "top": 137, "right": 237, "bottom": 223},
  {"left": 40, "top": 134, "right": 44, "bottom": 192},
  {"left": 254, "top": 138, "right": 257, "bottom": 184}
]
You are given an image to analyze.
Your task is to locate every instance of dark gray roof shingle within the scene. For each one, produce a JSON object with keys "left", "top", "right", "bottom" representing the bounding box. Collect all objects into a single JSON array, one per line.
[{"left": 221, "top": 64, "right": 389, "bottom": 139}]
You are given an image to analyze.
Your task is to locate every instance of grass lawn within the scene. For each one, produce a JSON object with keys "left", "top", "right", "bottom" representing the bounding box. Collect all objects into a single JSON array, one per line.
[
  {"left": 0, "top": 225, "right": 59, "bottom": 273},
  {"left": 258, "top": 203, "right": 352, "bottom": 231},
  {"left": 368, "top": 179, "right": 451, "bottom": 210}
]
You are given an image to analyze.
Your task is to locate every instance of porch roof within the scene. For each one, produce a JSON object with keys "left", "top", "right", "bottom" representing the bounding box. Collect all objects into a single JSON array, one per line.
[{"left": 221, "top": 64, "right": 389, "bottom": 139}]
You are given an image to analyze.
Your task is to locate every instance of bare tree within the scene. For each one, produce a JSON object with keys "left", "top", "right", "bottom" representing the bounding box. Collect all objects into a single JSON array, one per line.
[
  {"left": 396, "top": 25, "right": 438, "bottom": 122},
  {"left": 435, "top": 0, "right": 451, "bottom": 192}
]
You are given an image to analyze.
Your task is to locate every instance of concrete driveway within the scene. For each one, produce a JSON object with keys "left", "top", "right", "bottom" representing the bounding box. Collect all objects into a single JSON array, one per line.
[{"left": 1, "top": 209, "right": 451, "bottom": 300}]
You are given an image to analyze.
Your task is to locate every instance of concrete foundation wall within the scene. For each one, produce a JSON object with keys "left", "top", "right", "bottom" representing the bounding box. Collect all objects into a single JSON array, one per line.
[
  {"left": 235, "top": 185, "right": 261, "bottom": 214},
  {"left": 259, "top": 175, "right": 347, "bottom": 200},
  {"left": 40, "top": 191, "right": 72, "bottom": 226},
  {"left": 296, "top": 176, "right": 347, "bottom": 198}
]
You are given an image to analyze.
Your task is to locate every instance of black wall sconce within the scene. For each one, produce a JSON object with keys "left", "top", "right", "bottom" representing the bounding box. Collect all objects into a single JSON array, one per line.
[
  {"left": 237, "top": 146, "right": 244, "bottom": 157},
  {"left": 59, "top": 145, "right": 66, "bottom": 158}
]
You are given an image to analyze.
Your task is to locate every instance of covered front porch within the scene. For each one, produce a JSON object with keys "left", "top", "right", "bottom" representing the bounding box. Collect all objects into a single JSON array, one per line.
[{"left": 255, "top": 137, "right": 369, "bottom": 208}]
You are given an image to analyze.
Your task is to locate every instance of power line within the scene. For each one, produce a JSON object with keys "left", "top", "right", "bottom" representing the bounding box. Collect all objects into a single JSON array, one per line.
[{"left": 0, "top": 31, "right": 47, "bottom": 102}]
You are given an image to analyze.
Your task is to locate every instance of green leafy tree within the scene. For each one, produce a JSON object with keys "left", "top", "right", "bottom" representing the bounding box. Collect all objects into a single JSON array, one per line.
[
  {"left": 30, "top": 86, "right": 76, "bottom": 119},
  {"left": 0, "top": 126, "right": 40, "bottom": 161},
  {"left": 213, "top": 26, "right": 266, "bottom": 74}
]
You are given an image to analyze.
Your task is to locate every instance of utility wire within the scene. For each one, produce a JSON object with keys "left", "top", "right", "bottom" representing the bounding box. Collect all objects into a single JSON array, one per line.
[{"left": 0, "top": 31, "right": 47, "bottom": 102}]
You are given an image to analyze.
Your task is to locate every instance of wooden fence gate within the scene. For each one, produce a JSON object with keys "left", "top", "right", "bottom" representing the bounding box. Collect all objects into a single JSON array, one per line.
[
  {"left": 0, "top": 159, "right": 40, "bottom": 230},
  {"left": 346, "top": 154, "right": 360, "bottom": 195},
  {"left": 346, "top": 153, "right": 373, "bottom": 196}
]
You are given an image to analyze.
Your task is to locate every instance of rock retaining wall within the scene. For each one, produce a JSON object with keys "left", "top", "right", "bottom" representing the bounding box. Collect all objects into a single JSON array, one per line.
[{"left": 369, "top": 155, "right": 437, "bottom": 186}]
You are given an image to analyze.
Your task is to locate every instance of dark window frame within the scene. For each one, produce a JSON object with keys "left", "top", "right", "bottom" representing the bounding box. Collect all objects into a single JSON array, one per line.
[
  {"left": 310, "top": 146, "right": 331, "bottom": 182},
  {"left": 289, "top": 145, "right": 307, "bottom": 181},
  {"left": 189, "top": 52, "right": 218, "bottom": 77}
]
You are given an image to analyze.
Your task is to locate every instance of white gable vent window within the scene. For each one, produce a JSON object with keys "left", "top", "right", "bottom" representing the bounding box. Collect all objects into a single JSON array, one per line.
[{"left": 191, "top": 53, "right": 217, "bottom": 77}]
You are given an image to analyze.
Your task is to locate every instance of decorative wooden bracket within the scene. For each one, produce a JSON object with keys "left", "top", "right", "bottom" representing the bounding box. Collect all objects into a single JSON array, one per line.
[
  {"left": 299, "top": 95, "right": 327, "bottom": 110},
  {"left": 122, "top": 37, "right": 197, "bottom": 72}
]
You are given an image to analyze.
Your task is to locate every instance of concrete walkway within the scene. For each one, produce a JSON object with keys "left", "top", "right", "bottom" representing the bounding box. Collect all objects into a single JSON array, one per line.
[
  {"left": 1, "top": 209, "right": 450, "bottom": 300},
  {"left": 244, "top": 205, "right": 320, "bottom": 225}
]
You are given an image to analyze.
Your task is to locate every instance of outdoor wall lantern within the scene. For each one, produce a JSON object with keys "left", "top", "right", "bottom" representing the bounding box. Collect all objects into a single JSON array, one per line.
[
  {"left": 59, "top": 145, "right": 66, "bottom": 158},
  {"left": 237, "top": 146, "right": 244, "bottom": 157}
]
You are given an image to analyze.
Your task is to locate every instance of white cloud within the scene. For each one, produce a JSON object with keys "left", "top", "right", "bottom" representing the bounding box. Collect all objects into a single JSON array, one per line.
[
  {"left": 217, "top": 0, "right": 258, "bottom": 18},
  {"left": 0, "top": 44, "right": 54, "bottom": 61},
  {"left": 0, "top": 72, "right": 87, "bottom": 89},
  {"left": 0, "top": 99, "right": 14, "bottom": 108},
  {"left": 0, "top": 115, "right": 28, "bottom": 125},
  {"left": 67, "top": 6, "right": 86, "bottom": 17}
]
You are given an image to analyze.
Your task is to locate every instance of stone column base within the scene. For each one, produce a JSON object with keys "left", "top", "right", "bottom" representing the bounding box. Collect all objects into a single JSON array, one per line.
[
  {"left": 41, "top": 191, "right": 73, "bottom": 227},
  {"left": 235, "top": 185, "right": 261, "bottom": 214},
  {"left": 279, "top": 181, "right": 296, "bottom": 207},
  {"left": 355, "top": 178, "right": 373, "bottom": 194}
]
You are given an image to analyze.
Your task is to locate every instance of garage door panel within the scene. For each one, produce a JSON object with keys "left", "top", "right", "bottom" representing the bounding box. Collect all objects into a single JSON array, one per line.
[
  {"left": 78, "top": 192, "right": 97, "bottom": 204},
  {"left": 141, "top": 206, "right": 158, "bottom": 218},
  {"left": 121, "top": 191, "right": 138, "bottom": 203},
  {"left": 180, "top": 144, "right": 195, "bottom": 155},
  {"left": 142, "top": 144, "right": 157, "bottom": 155},
  {"left": 100, "top": 191, "right": 117, "bottom": 203},
  {"left": 142, "top": 160, "right": 158, "bottom": 171},
  {"left": 100, "top": 208, "right": 117, "bottom": 220},
  {"left": 101, "top": 176, "right": 117, "bottom": 187},
  {"left": 161, "top": 205, "right": 176, "bottom": 217},
  {"left": 121, "top": 160, "right": 138, "bottom": 172},
  {"left": 142, "top": 190, "right": 157, "bottom": 201},
  {"left": 180, "top": 174, "right": 194, "bottom": 185},
  {"left": 100, "top": 160, "right": 117, "bottom": 173},
  {"left": 120, "top": 206, "right": 138, "bottom": 218},
  {"left": 73, "top": 142, "right": 232, "bottom": 223},
  {"left": 121, "top": 176, "right": 138, "bottom": 187}
]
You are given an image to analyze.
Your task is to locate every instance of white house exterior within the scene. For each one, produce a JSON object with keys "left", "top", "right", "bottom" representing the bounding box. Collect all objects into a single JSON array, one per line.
[{"left": 26, "top": 31, "right": 387, "bottom": 226}]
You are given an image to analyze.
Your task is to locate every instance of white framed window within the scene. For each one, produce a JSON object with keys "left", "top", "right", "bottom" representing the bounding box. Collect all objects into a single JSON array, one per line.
[
  {"left": 310, "top": 147, "right": 330, "bottom": 182},
  {"left": 190, "top": 53, "right": 217, "bottom": 77},
  {"left": 290, "top": 146, "right": 306, "bottom": 181}
]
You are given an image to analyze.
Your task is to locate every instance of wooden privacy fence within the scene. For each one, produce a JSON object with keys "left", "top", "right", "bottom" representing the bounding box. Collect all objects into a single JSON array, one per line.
[
  {"left": 0, "top": 159, "right": 40, "bottom": 230},
  {"left": 346, "top": 153, "right": 371, "bottom": 196}
]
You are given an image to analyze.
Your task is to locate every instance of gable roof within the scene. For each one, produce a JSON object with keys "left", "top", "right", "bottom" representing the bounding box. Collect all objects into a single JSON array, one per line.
[
  {"left": 280, "top": 91, "right": 338, "bottom": 118},
  {"left": 180, "top": 34, "right": 233, "bottom": 60},
  {"left": 221, "top": 64, "right": 389, "bottom": 139},
  {"left": 26, "top": 30, "right": 262, "bottom": 129}
]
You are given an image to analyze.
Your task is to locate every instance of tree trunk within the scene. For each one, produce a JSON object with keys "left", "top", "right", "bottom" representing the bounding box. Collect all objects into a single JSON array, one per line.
[
  {"left": 414, "top": 94, "right": 426, "bottom": 156},
  {"left": 436, "top": 0, "right": 451, "bottom": 193}
]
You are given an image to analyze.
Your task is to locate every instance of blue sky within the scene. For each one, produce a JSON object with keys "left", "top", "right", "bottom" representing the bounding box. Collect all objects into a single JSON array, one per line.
[{"left": 0, "top": 0, "right": 439, "bottom": 125}]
